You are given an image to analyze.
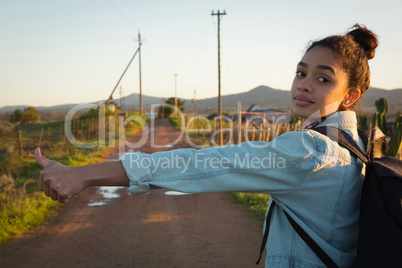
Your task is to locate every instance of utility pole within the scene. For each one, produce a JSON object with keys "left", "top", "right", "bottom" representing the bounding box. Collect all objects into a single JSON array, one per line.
[
  {"left": 211, "top": 10, "right": 226, "bottom": 146},
  {"left": 193, "top": 89, "right": 197, "bottom": 117},
  {"left": 136, "top": 31, "right": 143, "bottom": 116},
  {"left": 193, "top": 89, "right": 199, "bottom": 135},
  {"left": 174, "top": 73, "right": 178, "bottom": 116},
  {"left": 119, "top": 85, "right": 123, "bottom": 112}
]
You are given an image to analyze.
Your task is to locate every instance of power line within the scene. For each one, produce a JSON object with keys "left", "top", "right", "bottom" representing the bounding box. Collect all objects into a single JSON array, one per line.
[
  {"left": 87, "top": 0, "right": 131, "bottom": 36},
  {"left": 182, "top": 16, "right": 215, "bottom": 80},
  {"left": 108, "top": 0, "right": 135, "bottom": 29}
]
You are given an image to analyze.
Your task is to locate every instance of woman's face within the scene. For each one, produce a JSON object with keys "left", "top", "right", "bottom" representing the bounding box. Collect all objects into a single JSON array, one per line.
[{"left": 290, "top": 46, "right": 350, "bottom": 121}]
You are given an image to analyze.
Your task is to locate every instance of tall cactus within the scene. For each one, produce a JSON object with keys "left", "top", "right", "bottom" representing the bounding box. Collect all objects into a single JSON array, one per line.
[
  {"left": 387, "top": 114, "right": 402, "bottom": 157},
  {"left": 358, "top": 115, "right": 368, "bottom": 132},
  {"left": 372, "top": 98, "right": 388, "bottom": 135}
]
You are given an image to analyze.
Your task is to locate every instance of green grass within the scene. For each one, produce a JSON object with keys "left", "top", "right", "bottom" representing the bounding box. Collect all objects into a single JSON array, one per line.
[
  {"left": 0, "top": 183, "right": 60, "bottom": 243},
  {"left": 230, "top": 192, "right": 270, "bottom": 221},
  {"left": 169, "top": 115, "right": 220, "bottom": 132},
  {"left": 0, "top": 147, "right": 109, "bottom": 243}
]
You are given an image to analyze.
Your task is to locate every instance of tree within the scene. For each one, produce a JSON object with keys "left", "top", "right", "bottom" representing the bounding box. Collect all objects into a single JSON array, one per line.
[
  {"left": 80, "top": 102, "right": 119, "bottom": 119},
  {"left": 20, "top": 107, "right": 40, "bottom": 124},
  {"left": 206, "top": 111, "right": 231, "bottom": 120},
  {"left": 9, "top": 109, "right": 22, "bottom": 123},
  {"left": 157, "top": 97, "right": 185, "bottom": 118}
]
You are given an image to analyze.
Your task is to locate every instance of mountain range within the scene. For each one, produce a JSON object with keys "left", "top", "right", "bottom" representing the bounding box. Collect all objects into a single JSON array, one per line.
[{"left": 1, "top": 85, "right": 401, "bottom": 115}]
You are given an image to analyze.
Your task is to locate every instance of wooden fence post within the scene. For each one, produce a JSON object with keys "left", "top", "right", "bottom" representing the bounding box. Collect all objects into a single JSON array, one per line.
[
  {"left": 238, "top": 102, "right": 242, "bottom": 144},
  {"left": 73, "top": 119, "right": 76, "bottom": 140},
  {"left": 62, "top": 132, "right": 66, "bottom": 148},
  {"left": 266, "top": 126, "right": 271, "bottom": 142},
  {"left": 38, "top": 127, "right": 44, "bottom": 147},
  {"left": 92, "top": 117, "right": 96, "bottom": 140},
  {"left": 276, "top": 123, "right": 281, "bottom": 137},
  {"left": 86, "top": 118, "right": 90, "bottom": 141},
  {"left": 262, "top": 114, "right": 266, "bottom": 141},
  {"left": 18, "top": 130, "right": 23, "bottom": 155}
]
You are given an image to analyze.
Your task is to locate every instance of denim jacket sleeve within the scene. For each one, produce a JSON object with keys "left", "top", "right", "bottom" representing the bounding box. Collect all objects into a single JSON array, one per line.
[{"left": 120, "top": 130, "right": 320, "bottom": 196}]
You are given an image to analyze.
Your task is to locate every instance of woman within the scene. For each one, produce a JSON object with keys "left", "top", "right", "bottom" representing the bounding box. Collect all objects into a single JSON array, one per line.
[{"left": 35, "top": 24, "right": 378, "bottom": 267}]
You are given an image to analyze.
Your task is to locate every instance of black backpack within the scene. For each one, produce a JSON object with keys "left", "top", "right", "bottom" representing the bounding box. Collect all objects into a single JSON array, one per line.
[{"left": 256, "top": 126, "right": 402, "bottom": 267}]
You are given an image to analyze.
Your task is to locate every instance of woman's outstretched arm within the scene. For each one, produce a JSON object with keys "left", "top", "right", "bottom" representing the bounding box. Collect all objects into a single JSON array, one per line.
[{"left": 34, "top": 148, "right": 129, "bottom": 203}]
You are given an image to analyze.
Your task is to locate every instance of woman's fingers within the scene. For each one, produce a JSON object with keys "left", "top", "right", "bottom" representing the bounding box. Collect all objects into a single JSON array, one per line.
[
  {"left": 38, "top": 169, "right": 46, "bottom": 191},
  {"left": 58, "top": 192, "right": 70, "bottom": 203},
  {"left": 43, "top": 180, "right": 51, "bottom": 197},
  {"left": 50, "top": 189, "right": 58, "bottom": 201}
]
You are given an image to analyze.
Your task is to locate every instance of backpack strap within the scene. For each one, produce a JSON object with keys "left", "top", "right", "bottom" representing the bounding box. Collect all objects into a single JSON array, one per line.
[
  {"left": 357, "top": 129, "right": 368, "bottom": 149},
  {"left": 256, "top": 201, "right": 339, "bottom": 267},
  {"left": 282, "top": 209, "right": 339, "bottom": 268},
  {"left": 313, "top": 126, "right": 368, "bottom": 163},
  {"left": 256, "top": 201, "right": 275, "bottom": 264}
]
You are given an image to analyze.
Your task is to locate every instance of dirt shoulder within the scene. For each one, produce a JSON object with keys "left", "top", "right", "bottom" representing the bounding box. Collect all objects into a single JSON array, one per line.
[{"left": 0, "top": 119, "right": 265, "bottom": 268}]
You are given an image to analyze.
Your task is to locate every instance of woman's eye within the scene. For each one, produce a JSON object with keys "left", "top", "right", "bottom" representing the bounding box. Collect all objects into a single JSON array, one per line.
[
  {"left": 318, "top": 77, "right": 328, "bottom": 83},
  {"left": 296, "top": 71, "right": 305, "bottom": 77}
]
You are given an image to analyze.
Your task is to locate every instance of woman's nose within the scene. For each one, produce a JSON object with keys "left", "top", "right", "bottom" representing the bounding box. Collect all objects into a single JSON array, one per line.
[{"left": 298, "top": 77, "right": 313, "bottom": 92}]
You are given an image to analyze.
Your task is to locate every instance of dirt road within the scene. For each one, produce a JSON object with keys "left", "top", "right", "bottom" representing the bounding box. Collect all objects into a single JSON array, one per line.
[{"left": 0, "top": 119, "right": 266, "bottom": 267}]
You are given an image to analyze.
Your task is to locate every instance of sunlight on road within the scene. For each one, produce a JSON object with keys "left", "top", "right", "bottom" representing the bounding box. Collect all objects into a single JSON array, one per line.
[
  {"left": 142, "top": 212, "right": 183, "bottom": 223},
  {"left": 87, "top": 186, "right": 124, "bottom": 207},
  {"left": 164, "top": 191, "right": 191, "bottom": 196}
]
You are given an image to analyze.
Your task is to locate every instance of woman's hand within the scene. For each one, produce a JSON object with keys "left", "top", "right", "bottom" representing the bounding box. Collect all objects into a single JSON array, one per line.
[
  {"left": 35, "top": 148, "right": 88, "bottom": 203},
  {"left": 35, "top": 148, "right": 130, "bottom": 203}
]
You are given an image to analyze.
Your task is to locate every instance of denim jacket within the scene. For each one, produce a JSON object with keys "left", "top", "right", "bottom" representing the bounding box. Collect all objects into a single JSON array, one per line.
[{"left": 120, "top": 111, "right": 365, "bottom": 267}]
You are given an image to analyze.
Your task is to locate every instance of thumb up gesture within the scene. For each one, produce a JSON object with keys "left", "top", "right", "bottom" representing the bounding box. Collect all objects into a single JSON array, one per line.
[
  {"left": 35, "top": 148, "right": 129, "bottom": 203},
  {"left": 35, "top": 148, "right": 86, "bottom": 203}
]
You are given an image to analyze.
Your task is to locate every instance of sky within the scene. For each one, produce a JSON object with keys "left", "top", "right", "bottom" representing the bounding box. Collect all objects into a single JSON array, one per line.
[{"left": 1, "top": 0, "right": 402, "bottom": 109}]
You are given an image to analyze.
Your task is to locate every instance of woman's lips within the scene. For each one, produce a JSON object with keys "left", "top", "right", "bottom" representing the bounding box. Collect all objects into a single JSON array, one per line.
[{"left": 294, "top": 95, "right": 314, "bottom": 107}]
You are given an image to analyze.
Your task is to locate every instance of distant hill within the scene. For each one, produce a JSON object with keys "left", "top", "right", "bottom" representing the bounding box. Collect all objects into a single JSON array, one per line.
[
  {"left": 0, "top": 95, "right": 166, "bottom": 113},
  {"left": 0, "top": 104, "right": 79, "bottom": 113},
  {"left": 195, "top": 85, "right": 291, "bottom": 110},
  {"left": 360, "top": 87, "right": 402, "bottom": 112},
  {"left": 1, "top": 85, "right": 401, "bottom": 114},
  {"left": 124, "top": 85, "right": 401, "bottom": 113}
]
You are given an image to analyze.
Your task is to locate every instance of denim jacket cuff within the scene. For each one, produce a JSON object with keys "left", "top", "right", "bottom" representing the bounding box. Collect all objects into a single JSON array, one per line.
[{"left": 120, "top": 152, "right": 152, "bottom": 196}]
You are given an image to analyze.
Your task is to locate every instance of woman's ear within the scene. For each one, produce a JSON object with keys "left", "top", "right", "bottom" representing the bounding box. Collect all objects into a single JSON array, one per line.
[{"left": 341, "top": 88, "right": 361, "bottom": 108}]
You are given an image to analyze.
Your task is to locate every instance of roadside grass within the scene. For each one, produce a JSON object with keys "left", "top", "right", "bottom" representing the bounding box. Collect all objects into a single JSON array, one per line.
[
  {"left": 169, "top": 115, "right": 216, "bottom": 131},
  {"left": 0, "top": 175, "right": 60, "bottom": 243},
  {"left": 230, "top": 192, "right": 270, "bottom": 221},
  {"left": 169, "top": 115, "right": 225, "bottom": 147},
  {"left": 0, "top": 146, "right": 110, "bottom": 243}
]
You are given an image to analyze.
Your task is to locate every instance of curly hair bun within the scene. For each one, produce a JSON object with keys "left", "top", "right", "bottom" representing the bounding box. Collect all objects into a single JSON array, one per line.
[{"left": 347, "top": 24, "right": 378, "bottom": 60}]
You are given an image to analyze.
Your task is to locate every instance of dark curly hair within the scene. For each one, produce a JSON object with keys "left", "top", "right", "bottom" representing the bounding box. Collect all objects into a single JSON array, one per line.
[{"left": 306, "top": 24, "right": 378, "bottom": 109}]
